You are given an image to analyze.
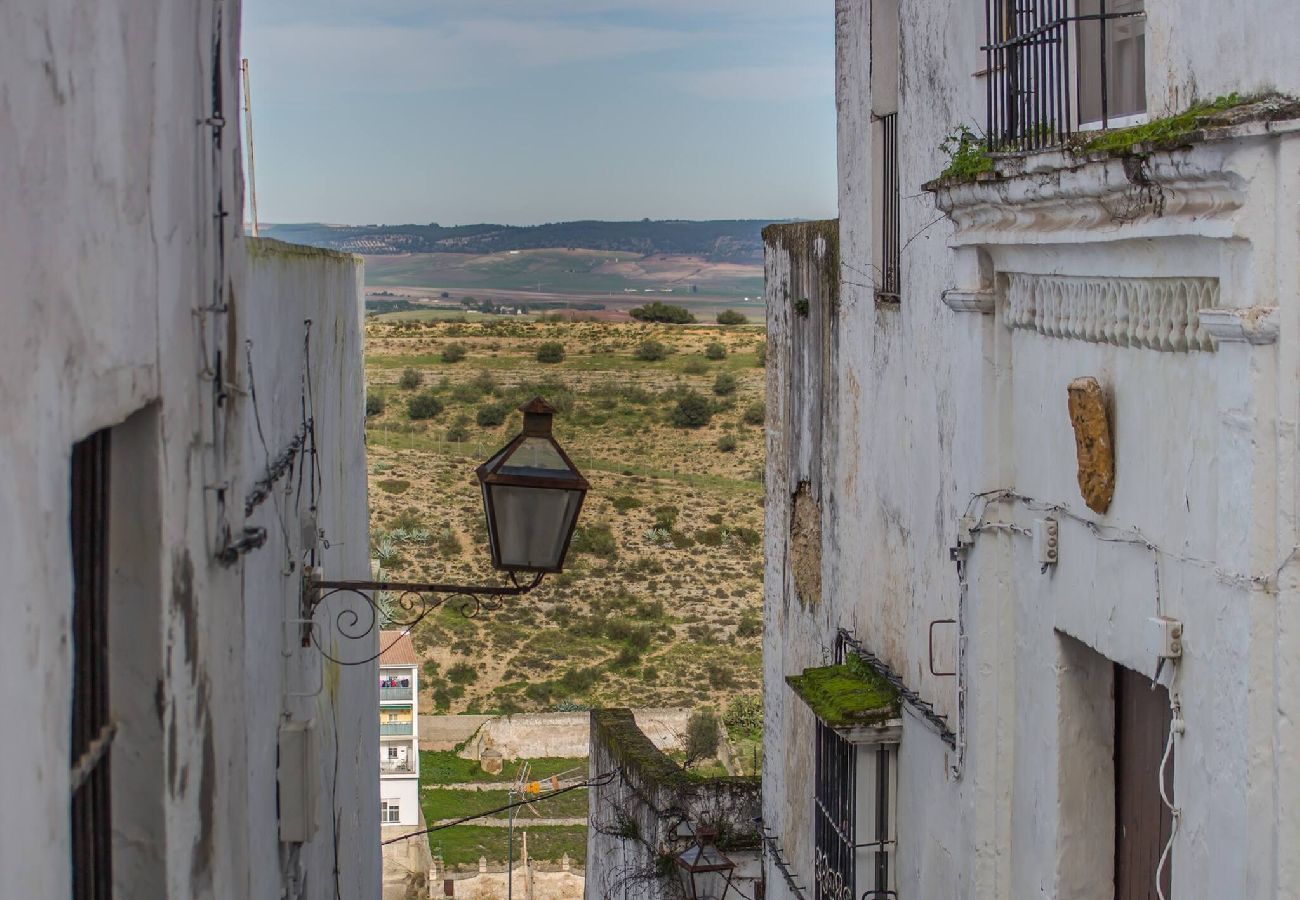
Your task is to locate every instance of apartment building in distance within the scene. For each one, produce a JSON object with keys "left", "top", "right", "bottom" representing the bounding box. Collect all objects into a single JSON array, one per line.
[{"left": 379, "top": 631, "right": 421, "bottom": 828}]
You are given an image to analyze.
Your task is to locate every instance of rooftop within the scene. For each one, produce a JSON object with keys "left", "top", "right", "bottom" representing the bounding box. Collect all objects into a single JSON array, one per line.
[{"left": 378, "top": 630, "right": 420, "bottom": 667}]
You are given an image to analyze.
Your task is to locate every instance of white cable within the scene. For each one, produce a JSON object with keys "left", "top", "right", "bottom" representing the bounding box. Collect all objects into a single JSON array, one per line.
[{"left": 1156, "top": 664, "right": 1182, "bottom": 900}]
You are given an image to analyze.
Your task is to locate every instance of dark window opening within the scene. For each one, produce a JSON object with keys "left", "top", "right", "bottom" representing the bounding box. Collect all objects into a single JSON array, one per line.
[
  {"left": 877, "top": 112, "right": 901, "bottom": 303},
  {"left": 70, "top": 430, "right": 113, "bottom": 900},
  {"left": 1114, "top": 664, "right": 1173, "bottom": 900},
  {"left": 983, "top": 0, "right": 1146, "bottom": 151}
]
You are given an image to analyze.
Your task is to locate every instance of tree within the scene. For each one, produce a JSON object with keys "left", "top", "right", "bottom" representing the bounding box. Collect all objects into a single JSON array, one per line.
[
  {"left": 671, "top": 391, "right": 713, "bottom": 428},
  {"left": 683, "top": 708, "right": 720, "bottom": 768},
  {"left": 407, "top": 390, "right": 444, "bottom": 420},
  {"left": 716, "top": 309, "right": 747, "bottom": 325},
  {"left": 704, "top": 341, "right": 727, "bottom": 360},
  {"left": 399, "top": 368, "right": 422, "bottom": 390},
  {"left": 635, "top": 340, "right": 668, "bottom": 362},
  {"left": 629, "top": 302, "right": 696, "bottom": 324},
  {"left": 536, "top": 342, "right": 566, "bottom": 363}
]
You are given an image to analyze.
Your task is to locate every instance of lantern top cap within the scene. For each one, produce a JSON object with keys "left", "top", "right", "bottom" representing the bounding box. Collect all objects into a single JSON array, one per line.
[{"left": 520, "top": 397, "right": 556, "bottom": 436}]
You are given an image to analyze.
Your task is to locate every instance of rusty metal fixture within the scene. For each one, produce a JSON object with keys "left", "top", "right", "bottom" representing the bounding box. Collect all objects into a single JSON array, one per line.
[{"left": 675, "top": 826, "right": 737, "bottom": 900}]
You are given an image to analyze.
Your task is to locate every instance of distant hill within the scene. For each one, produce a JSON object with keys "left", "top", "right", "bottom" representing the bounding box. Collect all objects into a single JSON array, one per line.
[{"left": 260, "top": 219, "right": 774, "bottom": 262}]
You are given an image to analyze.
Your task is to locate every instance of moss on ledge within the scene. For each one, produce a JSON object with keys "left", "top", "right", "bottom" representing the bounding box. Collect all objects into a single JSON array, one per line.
[
  {"left": 246, "top": 236, "right": 362, "bottom": 264},
  {"left": 927, "top": 93, "right": 1300, "bottom": 189},
  {"left": 592, "top": 708, "right": 760, "bottom": 792},
  {"left": 786, "top": 662, "right": 900, "bottom": 728}
]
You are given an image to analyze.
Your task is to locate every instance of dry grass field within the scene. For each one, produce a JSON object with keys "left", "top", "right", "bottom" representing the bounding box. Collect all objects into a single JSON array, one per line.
[{"left": 364, "top": 317, "right": 767, "bottom": 718}]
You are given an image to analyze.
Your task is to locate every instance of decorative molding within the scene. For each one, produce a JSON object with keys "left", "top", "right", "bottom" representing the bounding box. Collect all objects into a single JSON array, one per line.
[
  {"left": 942, "top": 288, "right": 995, "bottom": 315},
  {"left": 931, "top": 153, "right": 1245, "bottom": 243},
  {"left": 1003, "top": 273, "right": 1219, "bottom": 352},
  {"left": 1197, "top": 307, "right": 1280, "bottom": 345}
]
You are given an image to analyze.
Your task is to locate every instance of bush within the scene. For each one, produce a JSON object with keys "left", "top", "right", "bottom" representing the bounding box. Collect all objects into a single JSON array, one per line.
[
  {"left": 716, "top": 434, "right": 738, "bottom": 453},
  {"left": 476, "top": 402, "right": 511, "bottom": 428},
  {"left": 652, "top": 505, "right": 679, "bottom": 530},
  {"left": 735, "top": 614, "right": 762, "bottom": 639},
  {"left": 724, "top": 695, "right": 762, "bottom": 736},
  {"left": 572, "top": 522, "right": 618, "bottom": 559},
  {"left": 407, "top": 390, "right": 444, "bottom": 420},
  {"left": 670, "top": 391, "right": 713, "bottom": 428},
  {"left": 706, "top": 662, "right": 735, "bottom": 690},
  {"left": 716, "top": 309, "right": 747, "bottom": 325},
  {"left": 365, "top": 392, "right": 386, "bottom": 416},
  {"left": 451, "top": 380, "right": 487, "bottom": 403},
  {"left": 611, "top": 495, "right": 642, "bottom": 514},
  {"left": 536, "top": 342, "right": 566, "bottom": 364},
  {"left": 682, "top": 357, "right": 709, "bottom": 375},
  {"left": 713, "top": 372, "right": 738, "bottom": 396},
  {"left": 635, "top": 340, "right": 668, "bottom": 362},
  {"left": 399, "top": 368, "right": 423, "bottom": 390},
  {"left": 441, "top": 343, "right": 467, "bottom": 363},
  {"left": 754, "top": 341, "right": 767, "bottom": 368},
  {"left": 446, "top": 415, "right": 471, "bottom": 442},
  {"left": 684, "top": 708, "right": 720, "bottom": 767},
  {"left": 704, "top": 342, "right": 727, "bottom": 360},
  {"left": 446, "top": 662, "right": 479, "bottom": 685},
  {"left": 629, "top": 301, "right": 696, "bottom": 324},
  {"left": 742, "top": 401, "right": 766, "bottom": 426},
  {"left": 435, "top": 527, "right": 462, "bottom": 557},
  {"left": 471, "top": 371, "right": 498, "bottom": 395}
]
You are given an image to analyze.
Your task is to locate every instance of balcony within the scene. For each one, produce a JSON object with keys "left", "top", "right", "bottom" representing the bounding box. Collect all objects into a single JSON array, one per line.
[
  {"left": 379, "top": 685, "right": 413, "bottom": 702},
  {"left": 380, "top": 721, "right": 414, "bottom": 737},
  {"left": 381, "top": 759, "right": 415, "bottom": 775}
]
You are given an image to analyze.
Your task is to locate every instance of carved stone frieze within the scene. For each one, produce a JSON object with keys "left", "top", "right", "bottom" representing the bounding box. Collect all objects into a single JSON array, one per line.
[{"left": 1003, "top": 273, "right": 1219, "bottom": 352}]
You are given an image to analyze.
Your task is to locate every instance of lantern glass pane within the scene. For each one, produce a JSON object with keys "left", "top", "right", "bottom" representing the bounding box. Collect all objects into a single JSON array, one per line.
[
  {"left": 489, "top": 484, "right": 581, "bottom": 570},
  {"left": 498, "top": 437, "right": 575, "bottom": 478}
]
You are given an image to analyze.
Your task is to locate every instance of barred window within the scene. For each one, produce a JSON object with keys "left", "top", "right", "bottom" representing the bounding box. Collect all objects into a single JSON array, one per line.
[
  {"left": 872, "top": 0, "right": 901, "bottom": 302},
  {"left": 813, "top": 721, "right": 898, "bottom": 900},
  {"left": 984, "top": 0, "right": 1146, "bottom": 151}
]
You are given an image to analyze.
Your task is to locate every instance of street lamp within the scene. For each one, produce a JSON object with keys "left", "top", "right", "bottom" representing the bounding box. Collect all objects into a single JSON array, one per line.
[
  {"left": 305, "top": 397, "right": 588, "bottom": 648},
  {"left": 675, "top": 826, "right": 737, "bottom": 900},
  {"left": 478, "top": 398, "right": 589, "bottom": 573}
]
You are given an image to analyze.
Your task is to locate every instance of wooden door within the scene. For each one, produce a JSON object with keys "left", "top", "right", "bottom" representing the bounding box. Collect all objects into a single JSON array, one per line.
[{"left": 1114, "top": 664, "right": 1173, "bottom": 900}]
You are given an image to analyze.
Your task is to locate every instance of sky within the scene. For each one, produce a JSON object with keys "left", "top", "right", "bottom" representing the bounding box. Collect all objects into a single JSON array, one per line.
[{"left": 241, "top": 0, "right": 837, "bottom": 226}]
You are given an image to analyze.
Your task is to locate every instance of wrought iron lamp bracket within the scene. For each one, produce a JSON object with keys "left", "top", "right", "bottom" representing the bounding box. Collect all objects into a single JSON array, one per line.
[{"left": 297, "top": 568, "right": 545, "bottom": 657}]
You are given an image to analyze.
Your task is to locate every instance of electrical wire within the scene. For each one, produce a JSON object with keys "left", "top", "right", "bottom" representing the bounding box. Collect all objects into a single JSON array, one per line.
[
  {"left": 381, "top": 771, "right": 619, "bottom": 846},
  {"left": 1156, "top": 663, "right": 1182, "bottom": 900}
]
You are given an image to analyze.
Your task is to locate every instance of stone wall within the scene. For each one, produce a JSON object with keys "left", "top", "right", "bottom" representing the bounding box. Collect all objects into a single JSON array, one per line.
[
  {"left": 585, "top": 709, "right": 761, "bottom": 900},
  {"left": 460, "top": 709, "right": 692, "bottom": 762}
]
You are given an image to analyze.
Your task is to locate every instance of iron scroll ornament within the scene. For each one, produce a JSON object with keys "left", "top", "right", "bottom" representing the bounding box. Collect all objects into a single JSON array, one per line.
[{"left": 301, "top": 569, "right": 544, "bottom": 666}]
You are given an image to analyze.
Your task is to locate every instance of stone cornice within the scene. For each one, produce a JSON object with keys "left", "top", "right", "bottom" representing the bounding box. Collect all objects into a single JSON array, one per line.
[
  {"left": 931, "top": 154, "right": 1245, "bottom": 244},
  {"left": 942, "top": 288, "right": 995, "bottom": 314},
  {"left": 1198, "top": 307, "right": 1280, "bottom": 345}
]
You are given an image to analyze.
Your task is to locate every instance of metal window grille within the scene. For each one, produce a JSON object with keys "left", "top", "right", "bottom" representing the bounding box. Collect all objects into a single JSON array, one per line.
[
  {"left": 813, "top": 721, "right": 855, "bottom": 900},
  {"left": 70, "top": 430, "right": 113, "bottom": 900},
  {"left": 983, "top": 0, "right": 1145, "bottom": 151},
  {"left": 877, "top": 112, "right": 901, "bottom": 302}
]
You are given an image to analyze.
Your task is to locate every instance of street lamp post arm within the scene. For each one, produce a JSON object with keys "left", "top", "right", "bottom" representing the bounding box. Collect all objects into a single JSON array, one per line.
[{"left": 313, "top": 572, "right": 545, "bottom": 598}]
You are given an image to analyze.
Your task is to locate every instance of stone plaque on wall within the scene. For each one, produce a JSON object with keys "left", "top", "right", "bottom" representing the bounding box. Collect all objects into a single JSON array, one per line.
[{"left": 1067, "top": 377, "right": 1115, "bottom": 514}]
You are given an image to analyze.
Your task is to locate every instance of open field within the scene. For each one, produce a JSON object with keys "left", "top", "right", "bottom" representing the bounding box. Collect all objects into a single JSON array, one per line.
[
  {"left": 365, "top": 318, "right": 767, "bottom": 718},
  {"left": 365, "top": 249, "right": 765, "bottom": 298}
]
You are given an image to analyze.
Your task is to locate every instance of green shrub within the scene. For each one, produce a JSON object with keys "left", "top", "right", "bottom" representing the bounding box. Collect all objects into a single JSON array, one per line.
[
  {"left": 452, "top": 381, "right": 486, "bottom": 403},
  {"left": 407, "top": 390, "right": 444, "bottom": 420},
  {"left": 471, "top": 371, "right": 498, "bottom": 395},
  {"left": 716, "top": 434, "right": 738, "bottom": 452},
  {"left": 704, "top": 342, "right": 727, "bottom": 360},
  {"left": 652, "top": 505, "right": 679, "bottom": 530},
  {"left": 754, "top": 341, "right": 767, "bottom": 368},
  {"left": 705, "top": 663, "right": 735, "bottom": 690},
  {"left": 735, "top": 614, "right": 762, "bottom": 639},
  {"left": 399, "top": 368, "right": 423, "bottom": 390},
  {"left": 682, "top": 357, "right": 709, "bottom": 375},
  {"left": 611, "top": 495, "right": 642, "bottom": 514},
  {"left": 446, "top": 662, "right": 479, "bottom": 685},
  {"left": 446, "top": 414, "right": 471, "bottom": 443},
  {"left": 536, "top": 342, "right": 566, "bottom": 364},
  {"left": 366, "top": 392, "right": 386, "bottom": 416},
  {"left": 572, "top": 522, "right": 618, "bottom": 559},
  {"left": 670, "top": 391, "right": 713, "bottom": 428},
  {"left": 724, "top": 695, "right": 762, "bottom": 735},
  {"left": 629, "top": 302, "right": 696, "bottom": 324},
  {"left": 377, "top": 479, "right": 410, "bottom": 494},
  {"left": 476, "top": 402, "right": 511, "bottom": 428},
  {"left": 716, "top": 309, "right": 747, "bottom": 325},
  {"left": 635, "top": 340, "right": 669, "bottom": 362},
  {"left": 441, "top": 343, "right": 467, "bottom": 363},
  {"left": 435, "top": 527, "right": 462, "bottom": 557},
  {"left": 684, "top": 708, "right": 720, "bottom": 767},
  {"left": 742, "top": 401, "right": 766, "bottom": 426},
  {"left": 713, "top": 372, "right": 738, "bottom": 396}
]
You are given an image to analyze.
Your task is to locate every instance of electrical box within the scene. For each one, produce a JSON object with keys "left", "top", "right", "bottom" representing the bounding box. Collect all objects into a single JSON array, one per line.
[
  {"left": 278, "top": 719, "right": 319, "bottom": 843},
  {"left": 1146, "top": 616, "right": 1184, "bottom": 659},
  {"left": 1033, "top": 518, "right": 1059, "bottom": 566}
]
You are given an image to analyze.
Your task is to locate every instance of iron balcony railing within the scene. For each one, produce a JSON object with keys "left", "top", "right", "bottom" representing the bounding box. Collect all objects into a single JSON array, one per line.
[
  {"left": 982, "top": 0, "right": 1145, "bottom": 151},
  {"left": 380, "top": 722, "right": 414, "bottom": 737},
  {"left": 381, "top": 759, "right": 416, "bottom": 775},
  {"left": 379, "top": 685, "right": 413, "bottom": 702}
]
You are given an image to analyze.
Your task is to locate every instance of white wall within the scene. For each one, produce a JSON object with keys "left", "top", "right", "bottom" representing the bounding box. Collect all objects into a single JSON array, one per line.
[
  {"left": 763, "top": 1, "right": 1300, "bottom": 898},
  {"left": 0, "top": 1, "right": 378, "bottom": 894}
]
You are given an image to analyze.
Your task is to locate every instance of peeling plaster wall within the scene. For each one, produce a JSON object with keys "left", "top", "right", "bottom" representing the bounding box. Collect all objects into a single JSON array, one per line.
[
  {"left": 763, "top": 1, "right": 1300, "bottom": 898},
  {"left": 0, "top": 6, "right": 378, "bottom": 898}
]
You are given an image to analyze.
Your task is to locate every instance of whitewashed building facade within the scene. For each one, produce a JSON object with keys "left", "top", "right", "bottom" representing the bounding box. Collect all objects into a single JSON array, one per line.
[
  {"left": 0, "top": 2, "right": 380, "bottom": 897},
  {"left": 763, "top": 2, "right": 1300, "bottom": 899}
]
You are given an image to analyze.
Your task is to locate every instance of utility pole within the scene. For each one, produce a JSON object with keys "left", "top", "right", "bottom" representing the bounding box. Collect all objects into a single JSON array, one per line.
[
  {"left": 508, "top": 761, "right": 530, "bottom": 900},
  {"left": 240, "top": 58, "right": 259, "bottom": 237}
]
